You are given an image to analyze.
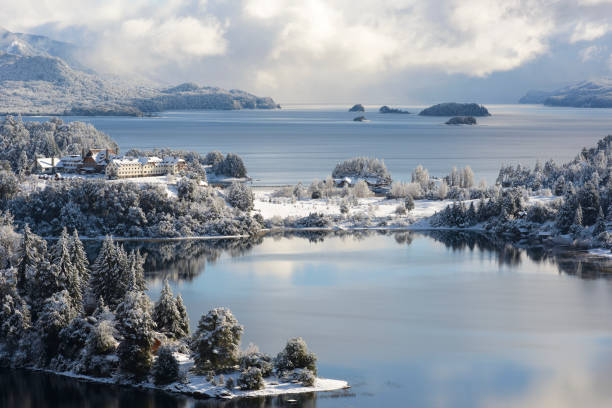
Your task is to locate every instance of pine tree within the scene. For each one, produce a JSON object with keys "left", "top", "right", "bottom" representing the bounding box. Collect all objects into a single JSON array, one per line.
[
  {"left": 90, "top": 237, "right": 130, "bottom": 309},
  {"left": 152, "top": 345, "right": 180, "bottom": 385},
  {"left": 37, "top": 290, "right": 76, "bottom": 361},
  {"left": 175, "top": 294, "right": 190, "bottom": 338},
  {"left": 594, "top": 207, "right": 606, "bottom": 235},
  {"left": 16, "top": 225, "right": 39, "bottom": 296},
  {"left": 191, "top": 307, "right": 243, "bottom": 372},
  {"left": 115, "top": 289, "right": 156, "bottom": 380},
  {"left": 556, "top": 195, "right": 576, "bottom": 234},
  {"left": 128, "top": 250, "right": 147, "bottom": 292},
  {"left": 70, "top": 229, "right": 90, "bottom": 295},
  {"left": 0, "top": 273, "right": 31, "bottom": 350},
  {"left": 574, "top": 204, "right": 583, "bottom": 227},
  {"left": 53, "top": 228, "right": 82, "bottom": 312},
  {"left": 153, "top": 279, "right": 182, "bottom": 338},
  {"left": 466, "top": 202, "right": 477, "bottom": 225}
]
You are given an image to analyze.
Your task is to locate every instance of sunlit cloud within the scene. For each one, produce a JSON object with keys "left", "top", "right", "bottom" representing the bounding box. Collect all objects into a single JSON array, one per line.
[{"left": 2, "top": 0, "right": 612, "bottom": 100}]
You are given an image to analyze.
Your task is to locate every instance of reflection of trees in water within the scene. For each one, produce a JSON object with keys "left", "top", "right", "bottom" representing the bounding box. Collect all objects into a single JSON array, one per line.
[
  {"left": 420, "top": 230, "right": 612, "bottom": 278},
  {"left": 0, "top": 368, "right": 320, "bottom": 408},
  {"left": 84, "top": 238, "right": 262, "bottom": 281},
  {"left": 84, "top": 230, "right": 612, "bottom": 283}
]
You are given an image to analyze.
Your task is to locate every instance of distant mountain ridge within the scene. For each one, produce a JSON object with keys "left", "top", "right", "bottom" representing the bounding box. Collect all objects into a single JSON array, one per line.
[
  {"left": 0, "top": 28, "right": 279, "bottom": 116},
  {"left": 519, "top": 79, "right": 612, "bottom": 107}
]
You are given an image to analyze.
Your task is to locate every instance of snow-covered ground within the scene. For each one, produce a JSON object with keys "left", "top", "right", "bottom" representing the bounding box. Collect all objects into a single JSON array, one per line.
[
  {"left": 253, "top": 188, "right": 560, "bottom": 226},
  {"left": 253, "top": 188, "right": 454, "bottom": 220},
  {"left": 40, "top": 352, "right": 348, "bottom": 400}
]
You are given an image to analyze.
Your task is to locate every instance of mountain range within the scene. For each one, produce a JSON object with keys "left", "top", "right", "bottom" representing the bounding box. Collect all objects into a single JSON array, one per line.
[
  {"left": 0, "top": 28, "right": 278, "bottom": 116},
  {"left": 519, "top": 79, "right": 612, "bottom": 108}
]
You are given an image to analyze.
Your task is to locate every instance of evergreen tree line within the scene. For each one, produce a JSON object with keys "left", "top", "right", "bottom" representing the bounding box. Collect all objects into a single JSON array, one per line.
[
  {"left": 433, "top": 181, "right": 610, "bottom": 242},
  {"left": 0, "top": 227, "right": 318, "bottom": 390},
  {"left": 4, "top": 178, "right": 262, "bottom": 238}
]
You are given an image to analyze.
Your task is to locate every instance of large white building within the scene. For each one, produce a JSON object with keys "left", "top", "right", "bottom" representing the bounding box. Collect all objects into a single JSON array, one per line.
[{"left": 106, "top": 156, "right": 186, "bottom": 179}]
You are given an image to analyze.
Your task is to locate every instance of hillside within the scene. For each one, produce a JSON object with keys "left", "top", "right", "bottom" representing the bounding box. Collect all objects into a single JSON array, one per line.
[
  {"left": 0, "top": 29, "right": 278, "bottom": 116},
  {"left": 519, "top": 79, "right": 612, "bottom": 107}
]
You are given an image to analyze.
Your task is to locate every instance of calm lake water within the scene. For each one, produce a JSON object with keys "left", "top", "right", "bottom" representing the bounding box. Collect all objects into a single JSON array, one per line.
[
  {"left": 4, "top": 232, "right": 612, "bottom": 408},
  {"left": 23, "top": 104, "right": 612, "bottom": 185}
]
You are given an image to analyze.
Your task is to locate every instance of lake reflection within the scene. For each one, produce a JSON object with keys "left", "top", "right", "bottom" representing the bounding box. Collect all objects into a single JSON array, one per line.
[{"left": 5, "top": 232, "right": 612, "bottom": 408}]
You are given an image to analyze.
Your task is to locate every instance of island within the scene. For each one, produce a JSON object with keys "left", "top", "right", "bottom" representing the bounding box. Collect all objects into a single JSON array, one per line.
[
  {"left": 419, "top": 103, "right": 491, "bottom": 117},
  {"left": 349, "top": 104, "right": 365, "bottom": 112},
  {"left": 445, "top": 116, "right": 477, "bottom": 125},
  {"left": 353, "top": 116, "right": 368, "bottom": 122},
  {"left": 379, "top": 106, "right": 410, "bottom": 114},
  {"left": 519, "top": 79, "right": 612, "bottom": 108}
]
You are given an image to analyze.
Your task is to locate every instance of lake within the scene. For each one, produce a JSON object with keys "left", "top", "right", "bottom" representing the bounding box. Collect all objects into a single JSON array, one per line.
[
  {"left": 23, "top": 104, "right": 612, "bottom": 185},
  {"left": 3, "top": 232, "right": 612, "bottom": 407}
]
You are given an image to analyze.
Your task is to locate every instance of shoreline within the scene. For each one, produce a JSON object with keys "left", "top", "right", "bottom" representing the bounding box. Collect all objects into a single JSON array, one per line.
[{"left": 18, "top": 362, "right": 350, "bottom": 401}]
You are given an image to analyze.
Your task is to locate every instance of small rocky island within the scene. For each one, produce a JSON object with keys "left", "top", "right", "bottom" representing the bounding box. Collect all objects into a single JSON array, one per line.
[
  {"left": 353, "top": 115, "right": 368, "bottom": 122},
  {"left": 445, "top": 116, "right": 477, "bottom": 125},
  {"left": 419, "top": 103, "right": 491, "bottom": 117},
  {"left": 379, "top": 106, "right": 410, "bottom": 114},
  {"left": 349, "top": 104, "right": 365, "bottom": 112}
]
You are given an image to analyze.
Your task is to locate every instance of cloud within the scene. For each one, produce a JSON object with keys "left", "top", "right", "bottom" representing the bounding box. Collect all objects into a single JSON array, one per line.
[
  {"left": 3, "top": 0, "right": 612, "bottom": 100},
  {"left": 243, "top": 0, "right": 554, "bottom": 77},
  {"left": 570, "top": 22, "right": 610, "bottom": 43},
  {"left": 580, "top": 45, "right": 606, "bottom": 61},
  {"left": 0, "top": 0, "right": 227, "bottom": 76}
]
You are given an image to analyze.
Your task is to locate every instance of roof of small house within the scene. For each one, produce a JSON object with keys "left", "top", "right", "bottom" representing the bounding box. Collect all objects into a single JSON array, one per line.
[{"left": 36, "top": 157, "right": 60, "bottom": 168}]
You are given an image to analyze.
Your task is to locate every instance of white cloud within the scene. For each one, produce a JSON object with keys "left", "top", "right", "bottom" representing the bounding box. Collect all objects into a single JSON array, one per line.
[
  {"left": 0, "top": 0, "right": 227, "bottom": 76},
  {"left": 570, "top": 22, "right": 610, "bottom": 43},
  {"left": 2, "top": 0, "right": 612, "bottom": 100},
  {"left": 580, "top": 45, "right": 605, "bottom": 61}
]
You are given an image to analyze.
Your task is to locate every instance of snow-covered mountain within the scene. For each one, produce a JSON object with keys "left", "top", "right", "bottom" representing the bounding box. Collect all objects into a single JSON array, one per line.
[
  {"left": 0, "top": 27, "right": 86, "bottom": 70},
  {"left": 0, "top": 28, "right": 278, "bottom": 116},
  {"left": 519, "top": 79, "right": 612, "bottom": 107}
]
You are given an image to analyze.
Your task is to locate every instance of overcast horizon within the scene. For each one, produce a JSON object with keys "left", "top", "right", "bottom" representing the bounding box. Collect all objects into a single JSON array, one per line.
[{"left": 2, "top": 0, "right": 612, "bottom": 104}]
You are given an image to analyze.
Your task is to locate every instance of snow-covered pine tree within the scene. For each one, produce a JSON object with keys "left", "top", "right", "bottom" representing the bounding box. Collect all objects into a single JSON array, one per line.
[
  {"left": 0, "top": 270, "right": 31, "bottom": 350},
  {"left": 594, "top": 207, "right": 606, "bottom": 235},
  {"left": 153, "top": 279, "right": 182, "bottom": 338},
  {"left": 90, "top": 237, "right": 130, "bottom": 309},
  {"left": 70, "top": 229, "right": 90, "bottom": 295},
  {"left": 53, "top": 228, "right": 82, "bottom": 312},
  {"left": 175, "top": 294, "right": 190, "bottom": 338},
  {"left": 16, "top": 224, "right": 41, "bottom": 297},
  {"left": 152, "top": 345, "right": 180, "bottom": 385},
  {"left": 574, "top": 204, "right": 584, "bottom": 227},
  {"left": 37, "top": 290, "right": 76, "bottom": 362},
  {"left": 128, "top": 250, "right": 147, "bottom": 292},
  {"left": 115, "top": 289, "right": 156, "bottom": 380},
  {"left": 191, "top": 307, "right": 243, "bottom": 372}
]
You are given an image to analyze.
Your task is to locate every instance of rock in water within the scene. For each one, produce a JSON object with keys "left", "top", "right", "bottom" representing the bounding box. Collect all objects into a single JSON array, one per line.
[
  {"left": 379, "top": 105, "right": 410, "bottom": 114},
  {"left": 445, "top": 116, "right": 477, "bottom": 125},
  {"left": 349, "top": 104, "right": 365, "bottom": 112}
]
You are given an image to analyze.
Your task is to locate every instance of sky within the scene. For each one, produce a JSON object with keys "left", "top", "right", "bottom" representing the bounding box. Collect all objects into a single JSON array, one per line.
[{"left": 2, "top": 0, "right": 612, "bottom": 104}]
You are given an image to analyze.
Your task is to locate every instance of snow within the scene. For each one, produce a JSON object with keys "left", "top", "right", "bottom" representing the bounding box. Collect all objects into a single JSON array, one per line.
[
  {"left": 253, "top": 187, "right": 453, "bottom": 220},
  {"left": 35, "top": 352, "right": 349, "bottom": 400}
]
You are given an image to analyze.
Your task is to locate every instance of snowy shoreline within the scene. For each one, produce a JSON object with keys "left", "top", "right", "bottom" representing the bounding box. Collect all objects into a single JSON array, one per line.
[{"left": 27, "top": 354, "right": 350, "bottom": 401}]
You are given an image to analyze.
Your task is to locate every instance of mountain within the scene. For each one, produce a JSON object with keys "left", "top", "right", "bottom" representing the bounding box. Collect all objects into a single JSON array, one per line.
[
  {"left": 0, "top": 27, "right": 86, "bottom": 70},
  {"left": 519, "top": 79, "right": 612, "bottom": 107},
  {"left": 0, "top": 28, "right": 279, "bottom": 116}
]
